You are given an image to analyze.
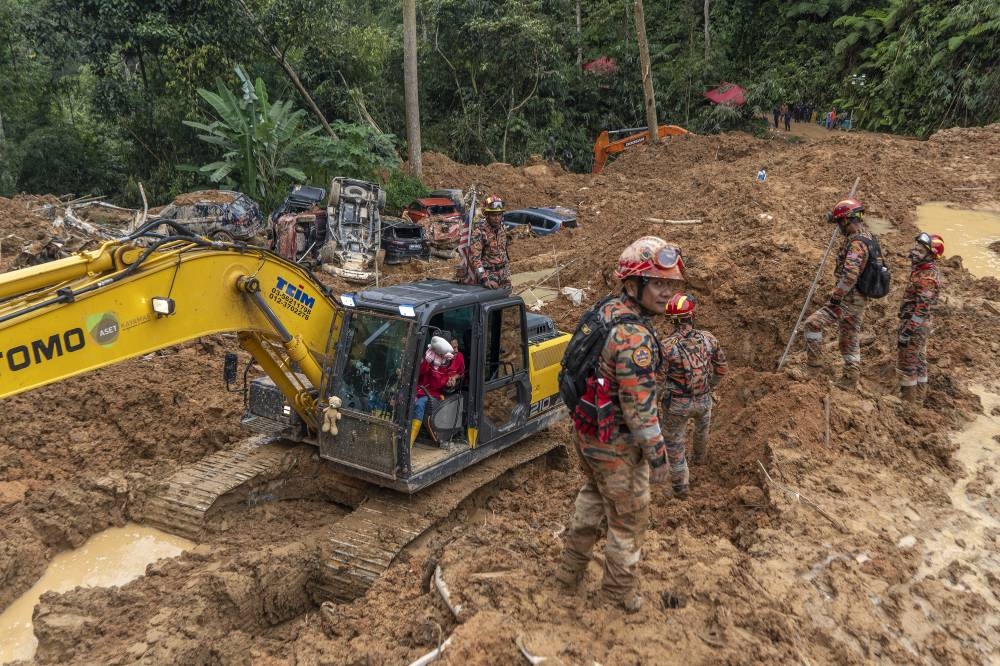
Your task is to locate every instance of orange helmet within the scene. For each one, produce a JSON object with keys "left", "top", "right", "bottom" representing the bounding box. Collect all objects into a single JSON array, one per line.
[
  {"left": 614, "top": 236, "right": 685, "bottom": 281},
  {"left": 828, "top": 198, "right": 865, "bottom": 222},
  {"left": 666, "top": 293, "right": 696, "bottom": 318},
  {"left": 916, "top": 232, "right": 945, "bottom": 257},
  {"left": 483, "top": 195, "right": 505, "bottom": 213}
]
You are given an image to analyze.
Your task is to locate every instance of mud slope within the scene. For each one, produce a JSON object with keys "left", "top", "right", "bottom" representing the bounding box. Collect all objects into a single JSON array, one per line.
[{"left": 1, "top": 124, "right": 999, "bottom": 664}]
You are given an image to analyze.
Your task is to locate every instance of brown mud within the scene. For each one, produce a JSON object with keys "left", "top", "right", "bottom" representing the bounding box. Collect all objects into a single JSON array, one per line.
[{"left": 2, "top": 124, "right": 1000, "bottom": 664}]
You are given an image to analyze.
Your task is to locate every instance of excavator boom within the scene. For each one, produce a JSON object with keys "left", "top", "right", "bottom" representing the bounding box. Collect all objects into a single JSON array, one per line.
[
  {"left": 592, "top": 124, "right": 691, "bottom": 173},
  {"left": 0, "top": 233, "right": 341, "bottom": 423}
]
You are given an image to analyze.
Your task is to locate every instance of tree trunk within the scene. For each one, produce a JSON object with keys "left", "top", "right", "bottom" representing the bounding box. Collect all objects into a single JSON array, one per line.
[
  {"left": 575, "top": 0, "right": 582, "bottom": 67},
  {"left": 633, "top": 0, "right": 659, "bottom": 143},
  {"left": 703, "top": 0, "right": 710, "bottom": 61},
  {"left": 403, "top": 0, "right": 422, "bottom": 177}
]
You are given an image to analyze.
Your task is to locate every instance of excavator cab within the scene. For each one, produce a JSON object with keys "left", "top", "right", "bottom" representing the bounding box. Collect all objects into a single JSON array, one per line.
[{"left": 311, "top": 280, "right": 565, "bottom": 493}]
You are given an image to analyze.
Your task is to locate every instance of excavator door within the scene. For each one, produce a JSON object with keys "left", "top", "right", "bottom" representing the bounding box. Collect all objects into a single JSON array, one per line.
[{"left": 474, "top": 299, "right": 531, "bottom": 444}]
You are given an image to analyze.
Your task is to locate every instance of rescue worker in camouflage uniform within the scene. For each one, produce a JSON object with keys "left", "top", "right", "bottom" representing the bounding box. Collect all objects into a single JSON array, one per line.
[
  {"left": 659, "top": 293, "right": 728, "bottom": 493},
  {"left": 898, "top": 232, "right": 943, "bottom": 403},
  {"left": 802, "top": 198, "right": 873, "bottom": 390},
  {"left": 556, "top": 236, "right": 684, "bottom": 613},
  {"left": 468, "top": 194, "right": 511, "bottom": 289}
]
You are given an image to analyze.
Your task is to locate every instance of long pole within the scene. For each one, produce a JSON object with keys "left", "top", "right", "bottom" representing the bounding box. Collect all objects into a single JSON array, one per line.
[{"left": 776, "top": 177, "right": 860, "bottom": 371}]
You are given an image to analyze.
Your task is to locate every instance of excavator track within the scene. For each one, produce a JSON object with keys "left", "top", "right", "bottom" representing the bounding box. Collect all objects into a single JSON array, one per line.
[
  {"left": 142, "top": 437, "right": 300, "bottom": 539},
  {"left": 312, "top": 435, "right": 561, "bottom": 602}
]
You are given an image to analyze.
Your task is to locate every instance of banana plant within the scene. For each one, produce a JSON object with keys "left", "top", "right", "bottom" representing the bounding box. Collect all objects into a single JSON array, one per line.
[{"left": 182, "top": 66, "right": 319, "bottom": 207}]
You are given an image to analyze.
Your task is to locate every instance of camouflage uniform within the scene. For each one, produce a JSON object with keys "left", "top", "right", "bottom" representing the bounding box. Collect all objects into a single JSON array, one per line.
[
  {"left": 468, "top": 219, "right": 511, "bottom": 289},
  {"left": 559, "top": 294, "right": 668, "bottom": 602},
  {"left": 897, "top": 259, "right": 940, "bottom": 387},
  {"left": 803, "top": 228, "right": 873, "bottom": 372},
  {"left": 659, "top": 322, "right": 728, "bottom": 487}
]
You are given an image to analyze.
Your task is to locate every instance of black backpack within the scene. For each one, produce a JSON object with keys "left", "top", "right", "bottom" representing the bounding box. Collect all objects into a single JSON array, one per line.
[
  {"left": 854, "top": 234, "right": 891, "bottom": 299},
  {"left": 558, "top": 295, "right": 658, "bottom": 410}
]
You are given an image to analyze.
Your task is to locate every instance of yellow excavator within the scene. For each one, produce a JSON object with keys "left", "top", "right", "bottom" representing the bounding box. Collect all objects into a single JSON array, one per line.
[{"left": 0, "top": 219, "right": 570, "bottom": 602}]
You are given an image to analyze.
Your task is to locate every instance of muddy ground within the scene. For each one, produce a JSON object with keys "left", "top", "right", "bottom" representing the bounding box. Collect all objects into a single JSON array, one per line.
[{"left": 2, "top": 122, "right": 1000, "bottom": 664}]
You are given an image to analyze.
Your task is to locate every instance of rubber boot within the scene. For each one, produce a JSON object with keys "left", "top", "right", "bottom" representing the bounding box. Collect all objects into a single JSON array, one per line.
[
  {"left": 836, "top": 367, "right": 859, "bottom": 391},
  {"left": 672, "top": 484, "right": 690, "bottom": 500},
  {"left": 554, "top": 561, "right": 586, "bottom": 593},
  {"left": 900, "top": 385, "right": 918, "bottom": 403},
  {"left": 598, "top": 588, "right": 644, "bottom": 614},
  {"left": 409, "top": 419, "right": 422, "bottom": 447}
]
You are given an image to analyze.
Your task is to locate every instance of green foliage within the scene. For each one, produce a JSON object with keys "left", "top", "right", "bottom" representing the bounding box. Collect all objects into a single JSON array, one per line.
[
  {"left": 3, "top": 0, "right": 997, "bottom": 201},
  {"left": 183, "top": 68, "right": 322, "bottom": 208},
  {"left": 380, "top": 169, "right": 429, "bottom": 215}
]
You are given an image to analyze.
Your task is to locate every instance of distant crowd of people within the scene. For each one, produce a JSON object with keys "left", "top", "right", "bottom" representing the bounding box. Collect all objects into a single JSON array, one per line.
[{"left": 770, "top": 102, "right": 852, "bottom": 131}]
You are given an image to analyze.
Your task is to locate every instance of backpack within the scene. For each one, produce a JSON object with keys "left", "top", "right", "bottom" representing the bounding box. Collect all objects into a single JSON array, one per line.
[
  {"left": 558, "top": 295, "right": 658, "bottom": 410},
  {"left": 854, "top": 234, "right": 891, "bottom": 299}
]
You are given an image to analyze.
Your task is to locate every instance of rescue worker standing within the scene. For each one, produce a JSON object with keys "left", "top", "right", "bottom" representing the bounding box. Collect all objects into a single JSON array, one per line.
[
  {"left": 659, "top": 293, "right": 727, "bottom": 494},
  {"left": 802, "top": 198, "right": 872, "bottom": 390},
  {"left": 898, "top": 232, "right": 943, "bottom": 403},
  {"left": 556, "top": 236, "right": 683, "bottom": 613},
  {"left": 468, "top": 195, "right": 511, "bottom": 289}
]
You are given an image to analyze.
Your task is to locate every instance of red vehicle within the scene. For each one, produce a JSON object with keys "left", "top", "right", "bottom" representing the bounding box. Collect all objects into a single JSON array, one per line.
[{"left": 403, "top": 197, "right": 464, "bottom": 258}]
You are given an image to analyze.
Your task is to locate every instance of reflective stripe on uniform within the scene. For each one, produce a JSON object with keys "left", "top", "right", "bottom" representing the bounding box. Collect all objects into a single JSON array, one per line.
[
  {"left": 899, "top": 376, "right": 919, "bottom": 387},
  {"left": 804, "top": 331, "right": 823, "bottom": 341},
  {"left": 842, "top": 353, "right": 860, "bottom": 363}
]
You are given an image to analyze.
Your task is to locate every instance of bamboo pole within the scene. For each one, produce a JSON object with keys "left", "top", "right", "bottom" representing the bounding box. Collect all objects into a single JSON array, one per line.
[{"left": 776, "top": 177, "right": 860, "bottom": 371}]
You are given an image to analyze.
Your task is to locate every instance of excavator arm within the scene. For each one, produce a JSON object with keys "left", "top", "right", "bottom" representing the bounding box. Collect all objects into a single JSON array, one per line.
[
  {"left": 0, "top": 226, "right": 341, "bottom": 430},
  {"left": 592, "top": 124, "right": 691, "bottom": 174}
]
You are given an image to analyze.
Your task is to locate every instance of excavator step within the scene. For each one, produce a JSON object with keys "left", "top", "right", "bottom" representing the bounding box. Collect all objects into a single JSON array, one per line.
[
  {"left": 142, "top": 437, "right": 299, "bottom": 540},
  {"left": 311, "top": 435, "right": 561, "bottom": 603}
]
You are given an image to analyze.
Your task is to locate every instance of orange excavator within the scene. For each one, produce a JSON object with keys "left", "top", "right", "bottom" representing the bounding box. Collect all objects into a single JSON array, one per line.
[{"left": 592, "top": 124, "right": 690, "bottom": 174}]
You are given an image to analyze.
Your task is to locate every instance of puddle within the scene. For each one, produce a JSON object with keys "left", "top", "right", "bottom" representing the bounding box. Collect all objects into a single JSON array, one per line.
[
  {"left": 916, "top": 202, "right": 1000, "bottom": 278},
  {"left": 917, "top": 386, "right": 1000, "bottom": 599},
  {"left": 0, "top": 524, "right": 192, "bottom": 664}
]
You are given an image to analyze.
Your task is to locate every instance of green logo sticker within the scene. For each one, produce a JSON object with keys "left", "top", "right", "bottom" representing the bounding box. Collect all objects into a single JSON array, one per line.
[{"left": 86, "top": 312, "right": 120, "bottom": 347}]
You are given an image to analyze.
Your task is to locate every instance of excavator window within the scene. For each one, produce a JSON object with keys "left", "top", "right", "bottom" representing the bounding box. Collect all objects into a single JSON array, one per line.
[{"left": 340, "top": 312, "right": 412, "bottom": 421}]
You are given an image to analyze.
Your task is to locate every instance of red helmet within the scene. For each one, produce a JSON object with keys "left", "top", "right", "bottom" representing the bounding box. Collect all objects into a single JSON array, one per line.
[
  {"left": 916, "top": 232, "right": 945, "bottom": 257},
  {"left": 483, "top": 195, "right": 505, "bottom": 213},
  {"left": 666, "top": 293, "right": 696, "bottom": 318},
  {"left": 614, "top": 236, "right": 685, "bottom": 281},
  {"left": 828, "top": 198, "right": 865, "bottom": 222}
]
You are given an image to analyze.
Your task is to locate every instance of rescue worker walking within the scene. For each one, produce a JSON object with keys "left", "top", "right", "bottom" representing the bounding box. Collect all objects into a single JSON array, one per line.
[
  {"left": 802, "top": 198, "right": 873, "bottom": 390},
  {"left": 659, "top": 293, "right": 727, "bottom": 493},
  {"left": 556, "top": 236, "right": 683, "bottom": 613},
  {"left": 468, "top": 195, "right": 511, "bottom": 289},
  {"left": 898, "top": 232, "right": 943, "bottom": 402}
]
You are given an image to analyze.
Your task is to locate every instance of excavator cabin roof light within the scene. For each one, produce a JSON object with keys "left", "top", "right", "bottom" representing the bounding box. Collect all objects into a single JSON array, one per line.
[
  {"left": 152, "top": 296, "right": 176, "bottom": 317},
  {"left": 340, "top": 293, "right": 356, "bottom": 308},
  {"left": 398, "top": 304, "right": 416, "bottom": 318}
]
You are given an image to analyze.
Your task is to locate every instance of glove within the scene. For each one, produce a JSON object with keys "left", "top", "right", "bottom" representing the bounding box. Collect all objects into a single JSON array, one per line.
[
  {"left": 321, "top": 396, "right": 343, "bottom": 435},
  {"left": 648, "top": 448, "right": 669, "bottom": 484},
  {"left": 482, "top": 278, "right": 499, "bottom": 289},
  {"left": 824, "top": 297, "right": 842, "bottom": 317}
]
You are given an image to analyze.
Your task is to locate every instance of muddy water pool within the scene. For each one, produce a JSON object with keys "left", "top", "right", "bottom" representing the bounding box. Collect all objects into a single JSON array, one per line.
[
  {"left": 916, "top": 202, "right": 1000, "bottom": 278},
  {"left": 0, "top": 524, "right": 192, "bottom": 664}
]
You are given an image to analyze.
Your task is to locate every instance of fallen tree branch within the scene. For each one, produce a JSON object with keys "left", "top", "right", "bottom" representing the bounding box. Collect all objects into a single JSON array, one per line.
[
  {"left": 756, "top": 460, "right": 849, "bottom": 534},
  {"left": 644, "top": 217, "right": 703, "bottom": 225},
  {"left": 951, "top": 186, "right": 987, "bottom": 191},
  {"left": 434, "top": 565, "right": 463, "bottom": 620},
  {"left": 516, "top": 634, "right": 548, "bottom": 664},
  {"left": 407, "top": 635, "right": 454, "bottom": 666}
]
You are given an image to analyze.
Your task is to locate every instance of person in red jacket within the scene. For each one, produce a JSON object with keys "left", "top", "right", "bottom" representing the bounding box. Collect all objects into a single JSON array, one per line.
[{"left": 410, "top": 336, "right": 455, "bottom": 446}]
